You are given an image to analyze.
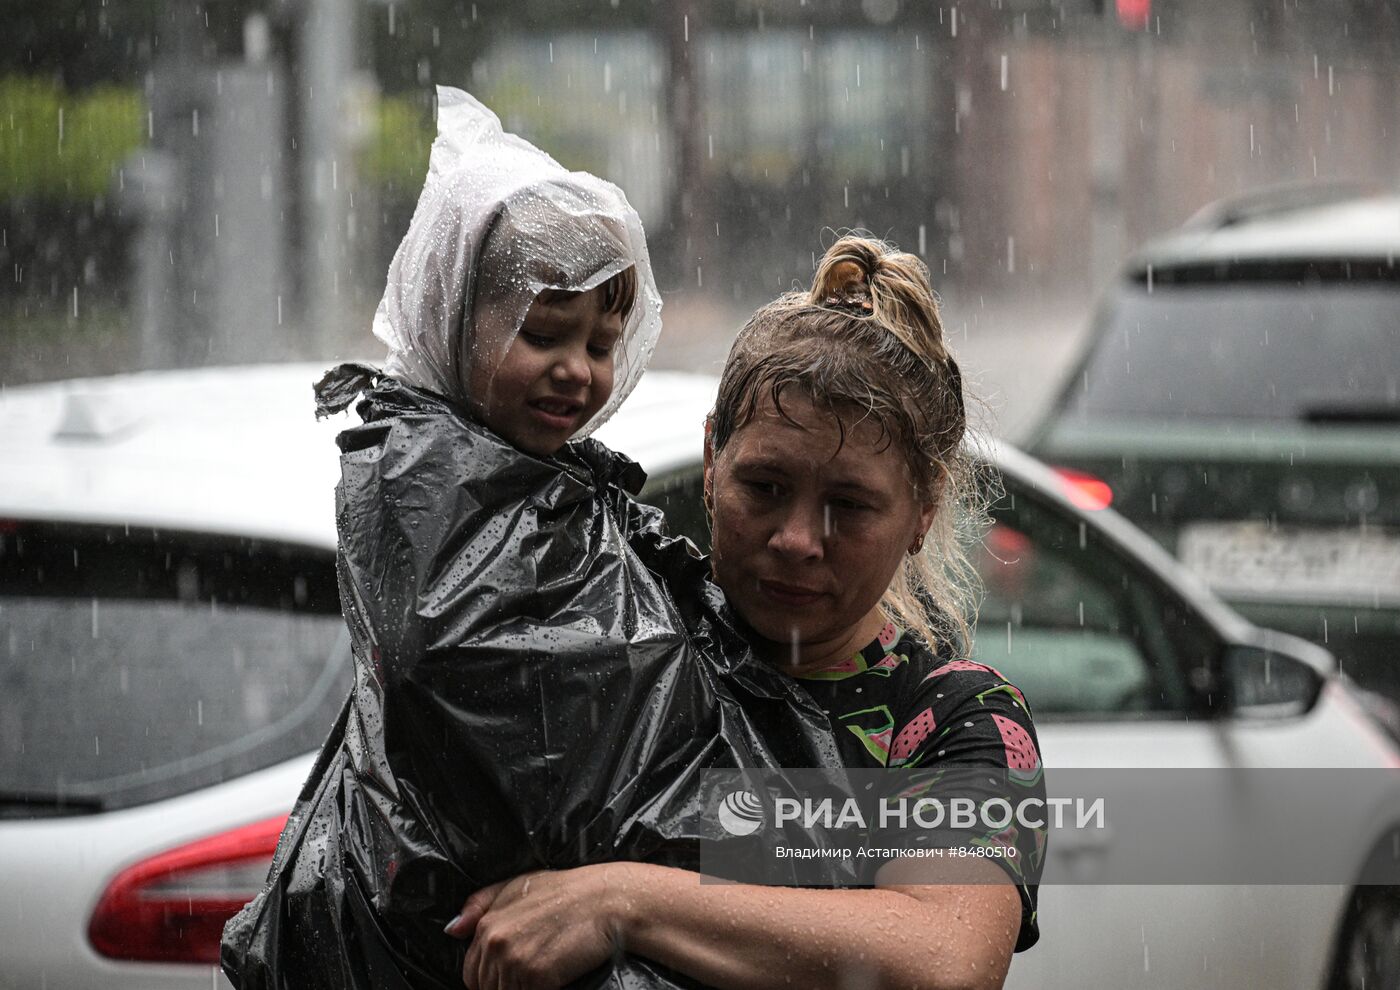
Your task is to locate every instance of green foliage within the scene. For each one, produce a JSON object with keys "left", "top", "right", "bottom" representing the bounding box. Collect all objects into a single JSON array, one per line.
[
  {"left": 358, "top": 94, "right": 433, "bottom": 190},
  {"left": 0, "top": 76, "right": 144, "bottom": 200}
]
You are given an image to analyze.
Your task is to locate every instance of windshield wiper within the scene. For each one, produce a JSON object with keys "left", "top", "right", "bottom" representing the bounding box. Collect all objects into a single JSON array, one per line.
[
  {"left": 1301, "top": 402, "right": 1400, "bottom": 425},
  {"left": 0, "top": 789, "right": 106, "bottom": 818}
]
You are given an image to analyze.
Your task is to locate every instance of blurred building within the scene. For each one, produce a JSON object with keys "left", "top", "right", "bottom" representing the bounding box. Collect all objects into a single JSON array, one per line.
[{"left": 2, "top": 0, "right": 1398, "bottom": 382}]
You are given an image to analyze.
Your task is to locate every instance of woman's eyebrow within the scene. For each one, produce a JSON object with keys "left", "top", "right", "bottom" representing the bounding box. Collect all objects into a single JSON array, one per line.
[
  {"left": 827, "top": 478, "right": 887, "bottom": 501},
  {"left": 731, "top": 455, "right": 790, "bottom": 475}
]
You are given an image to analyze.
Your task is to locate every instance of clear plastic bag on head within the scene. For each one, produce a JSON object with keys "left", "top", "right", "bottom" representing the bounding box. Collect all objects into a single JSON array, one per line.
[{"left": 372, "top": 86, "right": 662, "bottom": 434}]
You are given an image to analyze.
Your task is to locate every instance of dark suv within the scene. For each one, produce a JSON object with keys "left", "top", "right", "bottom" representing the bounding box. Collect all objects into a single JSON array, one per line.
[{"left": 1031, "top": 188, "right": 1400, "bottom": 701}]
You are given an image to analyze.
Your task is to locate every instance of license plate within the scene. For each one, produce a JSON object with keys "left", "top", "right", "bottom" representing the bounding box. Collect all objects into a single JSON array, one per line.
[{"left": 1178, "top": 523, "right": 1400, "bottom": 606}]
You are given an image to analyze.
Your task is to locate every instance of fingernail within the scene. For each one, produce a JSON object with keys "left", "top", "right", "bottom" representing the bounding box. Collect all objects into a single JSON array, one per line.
[{"left": 443, "top": 915, "right": 463, "bottom": 937}]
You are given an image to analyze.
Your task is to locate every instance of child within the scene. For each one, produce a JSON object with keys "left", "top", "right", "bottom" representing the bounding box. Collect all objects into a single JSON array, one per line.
[{"left": 222, "top": 89, "right": 845, "bottom": 990}]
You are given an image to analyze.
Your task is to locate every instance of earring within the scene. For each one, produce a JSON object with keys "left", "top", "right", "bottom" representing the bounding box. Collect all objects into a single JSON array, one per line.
[{"left": 908, "top": 535, "right": 924, "bottom": 556}]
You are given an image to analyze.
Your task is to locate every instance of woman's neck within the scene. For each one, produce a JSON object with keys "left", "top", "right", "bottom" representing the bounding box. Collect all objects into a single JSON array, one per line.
[{"left": 759, "top": 609, "right": 888, "bottom": 678}]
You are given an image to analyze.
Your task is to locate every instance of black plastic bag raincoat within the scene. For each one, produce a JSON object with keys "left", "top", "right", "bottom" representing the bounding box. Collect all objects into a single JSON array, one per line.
[{"left": 220, "top": 365, "right": 847, "bottom": 988}]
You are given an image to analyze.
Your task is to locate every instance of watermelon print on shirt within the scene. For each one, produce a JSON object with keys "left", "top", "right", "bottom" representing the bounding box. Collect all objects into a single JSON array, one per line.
[{"left": 796, "top": 623, "right": 1043, "bottom": 953}]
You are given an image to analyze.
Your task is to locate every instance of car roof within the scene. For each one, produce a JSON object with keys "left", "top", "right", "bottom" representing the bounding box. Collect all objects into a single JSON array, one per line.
[
  {"left": 0, "top": 364, "right": 718, "bottom": 548},
  {"left": 1130, "top": 191, "right": 1400, "bottom": 272},
  {"left": 0, "top": 362, "right": 1253, "bottom": 642}
]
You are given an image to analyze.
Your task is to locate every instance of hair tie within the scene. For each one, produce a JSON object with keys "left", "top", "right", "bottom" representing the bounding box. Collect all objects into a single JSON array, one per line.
[{"left": 821, "top": 291, "right": 874, "bottom": 314}]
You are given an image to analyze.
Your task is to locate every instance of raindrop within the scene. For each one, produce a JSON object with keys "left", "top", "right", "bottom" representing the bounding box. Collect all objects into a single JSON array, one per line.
[{"left": 1000, "top": 55, "right": 1008, "bottom": 91}]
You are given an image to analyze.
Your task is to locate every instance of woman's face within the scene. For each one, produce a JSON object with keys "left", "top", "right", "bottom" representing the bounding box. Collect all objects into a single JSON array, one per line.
[{"left": 705, "top": 390, "right": 935, "bottom": 670}]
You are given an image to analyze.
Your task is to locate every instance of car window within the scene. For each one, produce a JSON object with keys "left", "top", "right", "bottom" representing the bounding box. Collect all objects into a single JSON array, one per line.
[
  {"left": 972, "top": 485, "right": 1199, "bottom": 719},
  {"left": 0, "top": 521, "right": 351, "bottom": 815},
  {"left": 642, "top": 470, "right": 713, "bottom": 555},
  {"left": 1064, "top": 272, "right": 1400, "bottom": 422}
]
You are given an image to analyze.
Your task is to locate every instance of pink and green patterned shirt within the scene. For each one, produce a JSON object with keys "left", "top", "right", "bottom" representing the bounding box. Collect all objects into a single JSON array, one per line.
[{"left": 795, "top": 622, "right": 1043, "bottom": 952}]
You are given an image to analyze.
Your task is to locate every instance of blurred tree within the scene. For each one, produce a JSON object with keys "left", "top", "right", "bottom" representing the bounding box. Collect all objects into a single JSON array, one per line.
[{"left": 0, "top": 76, "right": 143, "bottom": 199}]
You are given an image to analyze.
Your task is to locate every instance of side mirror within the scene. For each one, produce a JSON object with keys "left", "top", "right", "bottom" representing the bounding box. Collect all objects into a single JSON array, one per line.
[{"left": 1220, "top": 631, "right": 1332, "bottom": 718}]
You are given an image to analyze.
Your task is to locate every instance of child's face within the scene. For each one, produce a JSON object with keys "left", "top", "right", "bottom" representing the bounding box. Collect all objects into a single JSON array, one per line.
[{"left": 470, "top": 285, "right": 622, "bottom": 456}]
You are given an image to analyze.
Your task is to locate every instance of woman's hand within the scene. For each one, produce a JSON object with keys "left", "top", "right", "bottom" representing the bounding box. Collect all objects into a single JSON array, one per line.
[{"left": 445, "top": 864, "right": 636, "bottom": 990}]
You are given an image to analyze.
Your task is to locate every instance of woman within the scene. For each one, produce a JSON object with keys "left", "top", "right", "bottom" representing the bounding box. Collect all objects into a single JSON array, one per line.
[{"left": 445, "top": 236, "right": 1043, "bottom": 990}]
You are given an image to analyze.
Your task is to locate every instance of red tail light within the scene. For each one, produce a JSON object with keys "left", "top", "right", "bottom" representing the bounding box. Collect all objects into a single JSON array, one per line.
[
  {"left": 88, "top": 814, "right": 287, "bottom": 964},
  {"left": 1053, "top": 467, "right": 1113, "bottom": 511}
]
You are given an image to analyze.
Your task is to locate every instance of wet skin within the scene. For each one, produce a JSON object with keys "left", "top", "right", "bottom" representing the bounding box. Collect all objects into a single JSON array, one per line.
[
  {"left": 704, "top": 391, "right": 935, "bottom": 676},
  {"left": 469, "top": 285, "right": 622, "bottom": 457}
]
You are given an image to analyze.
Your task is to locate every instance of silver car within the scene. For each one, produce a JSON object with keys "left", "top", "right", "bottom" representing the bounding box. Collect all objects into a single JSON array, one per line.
[{"left": 1, "top": 365, "right": 1395, "bottom": 989}]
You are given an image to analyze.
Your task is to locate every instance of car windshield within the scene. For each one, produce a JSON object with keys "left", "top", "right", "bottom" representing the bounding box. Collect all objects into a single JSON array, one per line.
[
  {"left": 1065, "top": 274, "right": 1400, "bottom": 422},
  {"left": 0, "top": 522, "right": 351, "bottom": 815}
]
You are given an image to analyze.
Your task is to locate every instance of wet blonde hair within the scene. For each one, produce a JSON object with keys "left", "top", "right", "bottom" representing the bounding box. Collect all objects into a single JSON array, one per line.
[{"left": 709, "top": 234, "right": 983, "bottom": 654}]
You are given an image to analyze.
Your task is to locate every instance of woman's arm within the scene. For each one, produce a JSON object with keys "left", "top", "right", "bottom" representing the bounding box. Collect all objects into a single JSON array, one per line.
[{"left": 450, "top": 859, "right": 1020, "bottom": 990}]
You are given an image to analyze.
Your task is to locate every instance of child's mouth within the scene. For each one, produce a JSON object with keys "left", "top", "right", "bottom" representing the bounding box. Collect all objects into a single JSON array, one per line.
[{"left": 529, "top": 397, "right": 584, "bottom": 430}]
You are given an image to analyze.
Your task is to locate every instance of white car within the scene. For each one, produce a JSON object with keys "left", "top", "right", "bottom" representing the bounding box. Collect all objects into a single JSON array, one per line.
[{"left": 0, "top": 364, "right": 1396, "bottom": 989}]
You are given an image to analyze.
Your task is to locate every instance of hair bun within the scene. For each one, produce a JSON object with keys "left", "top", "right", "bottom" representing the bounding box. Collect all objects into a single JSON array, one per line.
[
  {"left": 814, "top": 258, "right": 874, "bottom": 312},
  {"left": 826, "top": 259, "right": 868, "bottom": 294},
  {"left": 808, "top": 234, "right": 947, "bottom": 365}
]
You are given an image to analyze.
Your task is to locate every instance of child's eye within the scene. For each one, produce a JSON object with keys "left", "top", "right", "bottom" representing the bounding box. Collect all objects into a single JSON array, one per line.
[
  {"left": 519, "top": 332, "right": 554, "bottom": 348},
  {"left": 588, "top": 343, "right": 615, "bottom": 358}
]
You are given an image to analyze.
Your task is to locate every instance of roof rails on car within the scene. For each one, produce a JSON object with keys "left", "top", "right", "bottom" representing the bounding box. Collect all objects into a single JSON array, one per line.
[
  {"left": 53, "top": 389, "right": 143, "bottom": 442},
  {"left": 1181, "top": 180, "right": 1376, "bottom": 231}
]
